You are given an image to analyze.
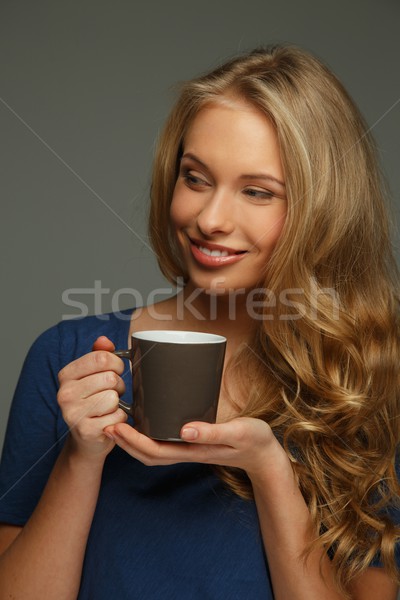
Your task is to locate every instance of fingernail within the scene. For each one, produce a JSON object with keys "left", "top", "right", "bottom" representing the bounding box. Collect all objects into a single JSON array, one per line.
[
  {"left": 181, "top": 427, "right": 198, "bottom": 441},
  {"left": 104, "top": 430, "right": 115, "bottom": 441}
]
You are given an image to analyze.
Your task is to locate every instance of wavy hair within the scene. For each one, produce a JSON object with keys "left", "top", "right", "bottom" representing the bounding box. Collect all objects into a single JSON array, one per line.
[{"left": 148, "top": 45, "right": 400, "bottom": 595}]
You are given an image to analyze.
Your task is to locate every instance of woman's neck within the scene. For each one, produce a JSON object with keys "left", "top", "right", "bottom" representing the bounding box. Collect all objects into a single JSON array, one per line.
[
  {"left": 130, "top": 283, "right": 258, "bottom": 352},
  {"left": 173, "top": 284, "right": 257, "bottom": 345}
]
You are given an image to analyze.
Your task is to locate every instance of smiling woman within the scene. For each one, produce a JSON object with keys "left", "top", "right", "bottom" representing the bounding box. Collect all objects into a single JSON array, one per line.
[
  {"left": 0, "top": 44, "right": 399, "bottom": 600},
  {"left": 148, "top": 44, "right": 400, "bottom": 598}
]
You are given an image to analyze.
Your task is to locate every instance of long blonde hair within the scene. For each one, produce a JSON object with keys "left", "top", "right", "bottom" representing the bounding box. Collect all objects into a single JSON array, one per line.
[{"left": 149, "top": 45, "right": 400, "bottom": 595}]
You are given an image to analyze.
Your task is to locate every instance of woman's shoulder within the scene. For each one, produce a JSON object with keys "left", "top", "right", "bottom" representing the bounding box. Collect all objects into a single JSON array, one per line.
[
  {"left": 58, "top": 307, "right": 135, "bottom": 341},
  {"left": 29, "top": 308, "right": 135, "bottom": 369}
]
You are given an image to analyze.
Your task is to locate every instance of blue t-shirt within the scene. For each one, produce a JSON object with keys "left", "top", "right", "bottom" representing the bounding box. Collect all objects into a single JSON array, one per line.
[{"left": 0, "top": 310, "right": 273, "bottom": 599}]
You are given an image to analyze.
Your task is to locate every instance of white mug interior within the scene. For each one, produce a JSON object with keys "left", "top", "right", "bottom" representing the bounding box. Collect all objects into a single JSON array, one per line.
[{"left": 132, "top": 330, "right": 226, "bottom": 344}]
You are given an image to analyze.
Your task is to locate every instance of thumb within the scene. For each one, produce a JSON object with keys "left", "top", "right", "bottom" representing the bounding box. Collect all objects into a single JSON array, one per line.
[{"left": 92, "top": 335, "right": 116, "bottom": 352}]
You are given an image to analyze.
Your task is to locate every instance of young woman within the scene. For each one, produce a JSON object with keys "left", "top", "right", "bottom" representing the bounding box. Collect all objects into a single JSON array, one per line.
[{"left": 0, "top": 44, "right": 399, "bottom": 599}]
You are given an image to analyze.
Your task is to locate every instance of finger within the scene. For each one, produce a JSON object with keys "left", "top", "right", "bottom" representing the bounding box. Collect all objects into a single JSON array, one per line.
[
  {"left": 63, "top": 390, "right": 121, "bottom": 426},
  {"left": 180, "top": 421, "right": 238, "bottom": 445},
  {"left": 78, "top": 371, "right": 126, "bottom": 399},
  {"left": 108, "top": 423, "right": 232, "bottom": 467},
  {"left": 69, "top": 408, "right": 127, "bottom": 441},
  {"left": 58, "top": 349, "right": 125, "bottom": 383},
  {"left": 181, "top": 417, "right": 271, "bottom": 446},
  {"left": 94, "top": 408, "right": 128, "bottom": 430},
  {"left": 106, "top": 423, "right": 191, "bottom": 465},
  {"left": 85, "top": 389, "right": 121, "bottom": 417},
  {"left": 58, "top": 371, "right": 126, "bottom": 409},
  {"left": 91, "top": 336, "right": 115, "bottom": 352}
]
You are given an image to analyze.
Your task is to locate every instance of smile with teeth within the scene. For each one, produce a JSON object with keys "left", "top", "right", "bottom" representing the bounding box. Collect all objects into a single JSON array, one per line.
[
  {"left": 189, "top": 238, "right": 247, "bottom": 267},
  {"left": 197, "top": 245, "right": 230, "bottom": 257}
]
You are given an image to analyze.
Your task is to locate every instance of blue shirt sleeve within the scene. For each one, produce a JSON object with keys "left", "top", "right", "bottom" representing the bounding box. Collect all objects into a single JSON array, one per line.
[
  {"left": 0, "top": 310, "right": 133, "bottom": 526},
  {"left": 0, "top": 324, "right": 68, "bottom": 525}
]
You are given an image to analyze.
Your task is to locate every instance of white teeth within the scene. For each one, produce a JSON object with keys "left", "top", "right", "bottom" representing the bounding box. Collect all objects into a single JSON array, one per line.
[{"left": 198, "top": 245, "right": 229, "bottom": 257}]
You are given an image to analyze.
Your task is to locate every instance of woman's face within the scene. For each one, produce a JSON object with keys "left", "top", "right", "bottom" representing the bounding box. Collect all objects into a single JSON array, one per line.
[{"left": 170, "top": 99, "right": 287, "bottom": 294}]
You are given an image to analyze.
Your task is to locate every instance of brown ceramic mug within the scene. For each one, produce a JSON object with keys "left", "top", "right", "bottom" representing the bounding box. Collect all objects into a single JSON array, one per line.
[{"left": 114, "top": 330, "right": 226, "bottom": 441}]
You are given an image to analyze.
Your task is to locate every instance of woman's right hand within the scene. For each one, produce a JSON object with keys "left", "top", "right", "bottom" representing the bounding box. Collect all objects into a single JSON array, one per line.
[{"left": 57, "top": 335, "right": 128, "bottom": 461}]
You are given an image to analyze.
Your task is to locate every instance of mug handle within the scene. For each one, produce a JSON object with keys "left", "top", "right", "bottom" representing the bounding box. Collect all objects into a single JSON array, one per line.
[
  {"left": 113, "top": 349, "right": 133, "bottom": 416},
  {"left": 114, "top": 349, "right": 131, "bottom": 360}
]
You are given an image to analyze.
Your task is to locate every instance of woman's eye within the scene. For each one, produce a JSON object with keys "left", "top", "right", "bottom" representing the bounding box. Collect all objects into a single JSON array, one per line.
[
  {"left": 182, "top": 171, "right": 209, "bottom": 188},
  {"left": 244, "top": 188, "right": 274, "bottom": 201}
]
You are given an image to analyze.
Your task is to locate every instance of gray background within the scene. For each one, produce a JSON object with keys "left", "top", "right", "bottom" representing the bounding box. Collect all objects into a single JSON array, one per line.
[{"left": 1, "top": 0, "right": 399, "bottom": 459}]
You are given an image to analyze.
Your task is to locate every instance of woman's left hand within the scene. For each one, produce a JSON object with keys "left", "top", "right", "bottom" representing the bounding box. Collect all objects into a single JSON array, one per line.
[{"left": 104, "top": 418, "right": 289, "bottom": 479}]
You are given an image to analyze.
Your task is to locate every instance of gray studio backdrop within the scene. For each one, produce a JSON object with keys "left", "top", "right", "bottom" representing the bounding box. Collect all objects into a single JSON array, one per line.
[{"left": 1, "top": 0, "right": 400, "bottom": 455}]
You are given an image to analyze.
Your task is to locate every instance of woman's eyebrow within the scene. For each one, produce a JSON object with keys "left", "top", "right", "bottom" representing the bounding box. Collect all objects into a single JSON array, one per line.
[
  {"left": 181, "top": 152, "right": 208, "bottom": 168},
  {"left": 239, "top": 173, "right": 286, "bottom": 188},
  {"left": 181, "top": 152, "right": 285, "bottom": 189}
]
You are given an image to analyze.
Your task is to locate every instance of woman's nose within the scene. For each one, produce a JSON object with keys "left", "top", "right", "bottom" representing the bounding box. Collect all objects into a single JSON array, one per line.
[{"left": 196, "top": 190, "right": 235, "bottom": 237}]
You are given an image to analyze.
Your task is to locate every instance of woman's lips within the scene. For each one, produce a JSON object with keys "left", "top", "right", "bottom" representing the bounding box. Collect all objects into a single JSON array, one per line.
[{"left": 189, "top": 238, "right": 248, "bottom": 268}]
